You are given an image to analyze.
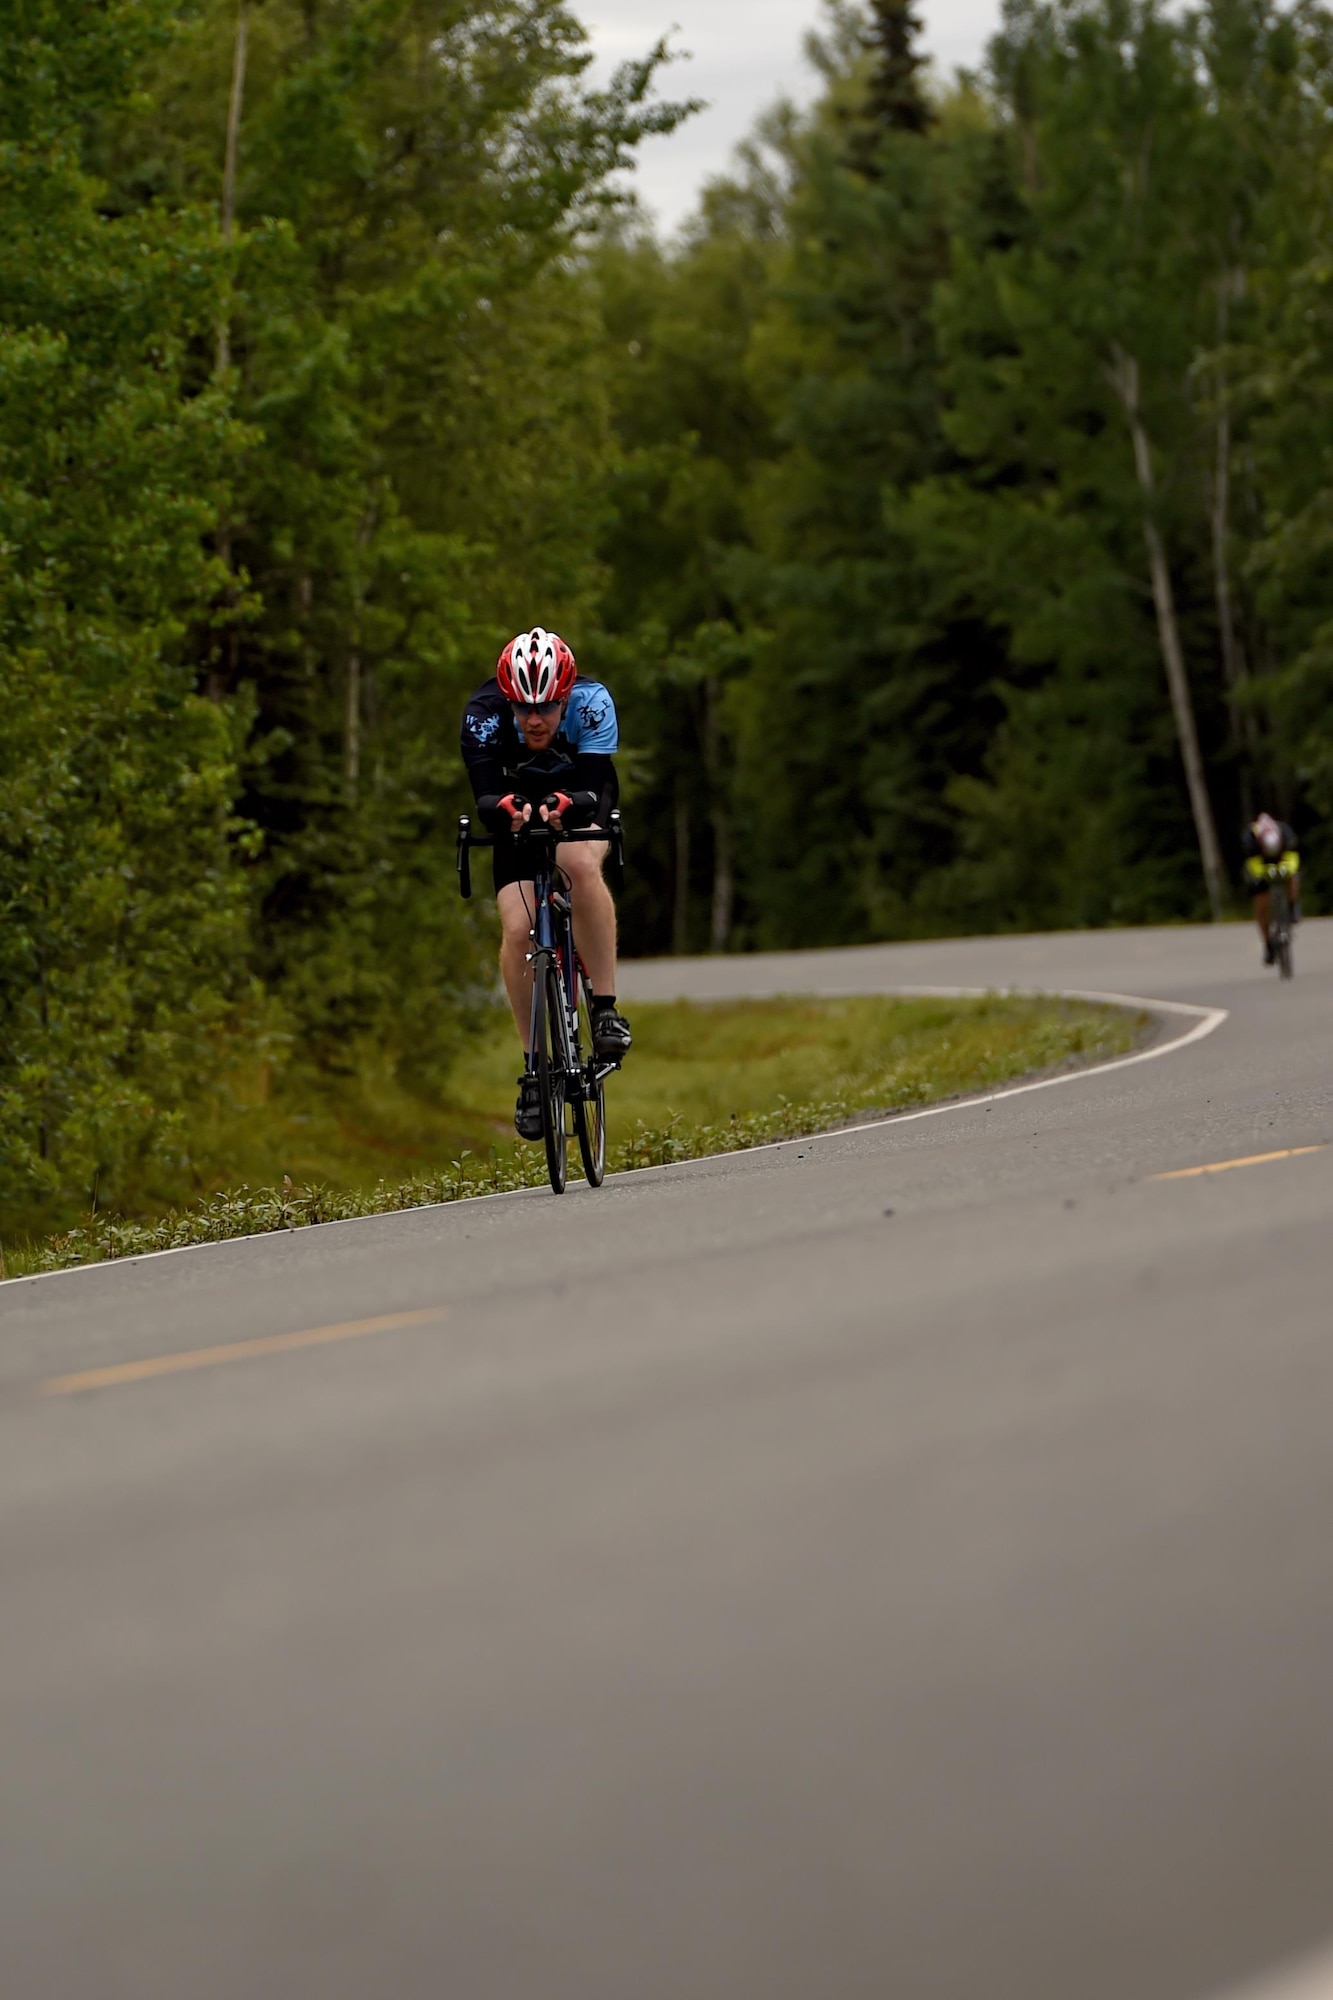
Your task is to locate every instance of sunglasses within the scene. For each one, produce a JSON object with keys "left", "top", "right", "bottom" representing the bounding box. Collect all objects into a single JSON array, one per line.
[{"left": 511, "top": 701, "right": 563, "bottom": 720}]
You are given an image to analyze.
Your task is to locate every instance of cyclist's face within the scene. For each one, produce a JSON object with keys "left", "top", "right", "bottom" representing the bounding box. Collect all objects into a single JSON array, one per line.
[{"left": 513, "top": 701, "right": 564, "bottom": 750}]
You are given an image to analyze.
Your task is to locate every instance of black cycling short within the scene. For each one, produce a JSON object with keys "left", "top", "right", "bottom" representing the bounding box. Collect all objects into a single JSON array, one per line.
[
  {"left": 492, "top": 835, "right": 537, "bottom": 897},
  {"left": 491, "top": 826, "right": 606, "bottom": 896}
]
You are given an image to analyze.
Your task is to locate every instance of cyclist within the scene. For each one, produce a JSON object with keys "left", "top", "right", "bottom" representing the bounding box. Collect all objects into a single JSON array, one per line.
[
  {"left": 1241, "top": 811, "right": 1301, "bottom": 962},
  {"left": 461, "top": 626, "right": 632, "bottom": 1140}
]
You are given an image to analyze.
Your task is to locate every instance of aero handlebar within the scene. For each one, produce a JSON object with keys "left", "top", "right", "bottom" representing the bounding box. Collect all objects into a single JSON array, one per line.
[{"left": 456, "top": 809, "right": 624, "bottom": 900}]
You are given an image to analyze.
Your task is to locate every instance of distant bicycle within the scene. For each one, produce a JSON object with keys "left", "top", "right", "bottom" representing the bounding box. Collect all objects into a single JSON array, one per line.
[
  {"left": 1243, "top": 814, "right": 1301, "bottom": 977},
  {"left": 457, "top": 810, "right": 625, "bottom": 1193},
  {"left": 1263, "top": 863, "right": 1295, "bottom": 980}
]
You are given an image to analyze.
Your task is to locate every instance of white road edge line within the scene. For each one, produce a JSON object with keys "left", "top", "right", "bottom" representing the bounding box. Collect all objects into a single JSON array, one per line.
[
  {"left": 0, "top": 986, "right": 1227, "bottom": 1290},
  {"left": 1207, "top": 1942, "right": 1333, "bottom": 2000},
  {"left": 613, "top": 987, "right": 1228, "bottom": 1169}
]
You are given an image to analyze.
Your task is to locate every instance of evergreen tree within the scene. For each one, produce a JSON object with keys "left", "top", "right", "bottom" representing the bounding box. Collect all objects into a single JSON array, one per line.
[
  {"left": 732, "top": 2, "right": 970, "bottom": 946},
  {"left": 12, "top": 0, "right": 1333, "bottom": 1235},
  {"left": 864, "top": 0, "right": 934, "bottom": 137},
  {"left": 99, "top": 0, "right": 691, "bottom": 1065},
  {"left": 914, "top": 0, "right": 1246, "bottom": 923},
  {"left": 592, "top": 151, "right": 782, "bottom": 954}
]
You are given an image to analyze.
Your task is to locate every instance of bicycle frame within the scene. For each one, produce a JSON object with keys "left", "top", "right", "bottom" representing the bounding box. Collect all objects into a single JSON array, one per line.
[{"left": 528, "top": 845, "right": 579, "bottom": 1052}]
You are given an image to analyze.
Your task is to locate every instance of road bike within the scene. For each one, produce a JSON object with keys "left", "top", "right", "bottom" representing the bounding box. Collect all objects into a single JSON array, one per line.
[
  {"left": 1264, "top": 865, "right": 1296, "bottom": 981},
  {"left": 457, "top": 809, "right": 625, "bottom": 1194}
]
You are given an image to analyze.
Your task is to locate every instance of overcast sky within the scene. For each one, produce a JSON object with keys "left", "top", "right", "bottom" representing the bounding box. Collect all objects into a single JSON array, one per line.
[{"left": 582, "top": 0, "right": 1002, "bottom": 233}]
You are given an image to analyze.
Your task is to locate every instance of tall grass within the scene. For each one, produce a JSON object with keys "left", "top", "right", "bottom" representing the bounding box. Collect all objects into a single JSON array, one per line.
[{"left": 2, "top": 994, "right": 1141, "bottom": 1277}]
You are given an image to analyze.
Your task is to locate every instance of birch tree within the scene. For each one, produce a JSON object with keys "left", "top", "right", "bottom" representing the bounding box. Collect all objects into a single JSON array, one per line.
[{"left": 926, "top": 0, "right": 1233, "bottom": 918}]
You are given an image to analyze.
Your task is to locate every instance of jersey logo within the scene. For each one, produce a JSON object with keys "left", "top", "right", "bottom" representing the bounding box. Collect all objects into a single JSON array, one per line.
[
  {"left": 580, "top": 699, "right": 608, "bottom": 733},
  {"left": 467, "top": 712, "right": 502, "bottom": 745}
]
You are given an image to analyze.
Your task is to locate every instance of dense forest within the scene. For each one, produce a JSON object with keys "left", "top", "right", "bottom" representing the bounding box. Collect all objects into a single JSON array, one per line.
[{"left": 3, "top": 0, "right": 1332, "bottom": 1232}]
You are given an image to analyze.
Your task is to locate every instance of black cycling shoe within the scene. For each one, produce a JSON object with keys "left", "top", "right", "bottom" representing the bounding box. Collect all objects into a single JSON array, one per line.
[
  {"left": 514, "top": 1072, "right": 544, "bottom": 1141},
  {"left": 592, "top": 1007, "right": 633, "bottom": 1060},
  {"left": 1263, "top": 939, "right": 1276, "bottom": 966}
]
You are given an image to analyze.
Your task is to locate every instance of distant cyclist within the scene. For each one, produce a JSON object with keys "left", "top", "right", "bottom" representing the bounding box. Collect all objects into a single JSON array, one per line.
[
  {"left": 1241, "top": 811, "right": 1301, "bottom": 963},
  {"left": 460, "top": 627, "right": 632, "bottom": 1140}
]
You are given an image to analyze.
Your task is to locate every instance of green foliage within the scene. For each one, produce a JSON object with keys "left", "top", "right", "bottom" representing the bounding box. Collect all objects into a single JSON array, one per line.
[
  {"left": 596, "top": 0, "right": 1333, "bottom": 948},
  {"left": 8, "top": 0, "right": 1333, "bottom": 1240},
  {"left": 9, "top": 992, "right": 1138, "bottom": 1274},
  {"left": 0, "top": 0, "right": 689, "bottom": 1230},
  {"left": 0, "top": 4, "right": 250, "bottom": 1230},
  {"left": 592, "top": 193, "right": 779, "bottom": 952},
  {"left": 101, "top": 0, "right": 692, "bottom": 1069}
]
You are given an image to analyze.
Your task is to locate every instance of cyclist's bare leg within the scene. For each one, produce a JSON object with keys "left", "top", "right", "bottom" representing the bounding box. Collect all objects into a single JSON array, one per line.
[
  {"left": 497, "top": 880, "right": 537, "bottom": 1048},
  {"left": 558, "top": 837, "right": 616, "bottom": 994},
  {"left": 1254, "top": 887, "right": 1270, "bottom": 943}
]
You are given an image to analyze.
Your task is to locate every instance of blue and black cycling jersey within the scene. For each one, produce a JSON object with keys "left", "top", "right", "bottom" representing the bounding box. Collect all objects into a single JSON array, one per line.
[{"left": 461, "top": 676, "right": 620, "bottom": 831}]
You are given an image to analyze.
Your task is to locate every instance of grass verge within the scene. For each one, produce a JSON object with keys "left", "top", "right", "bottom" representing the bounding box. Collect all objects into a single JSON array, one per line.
[{"left": 3, "top": 992, "right": 1143, "bottom": 1278}]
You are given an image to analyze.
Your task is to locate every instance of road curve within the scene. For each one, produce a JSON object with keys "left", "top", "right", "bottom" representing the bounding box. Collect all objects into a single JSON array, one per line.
[{"left": 4, "top": 922, "right": 1333, "bottom": 2000}]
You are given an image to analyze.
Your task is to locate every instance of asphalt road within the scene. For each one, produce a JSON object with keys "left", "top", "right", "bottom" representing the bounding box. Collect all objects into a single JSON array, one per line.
[{"left": 4, "top": 922, "right": 1333, "bottom": 2000}]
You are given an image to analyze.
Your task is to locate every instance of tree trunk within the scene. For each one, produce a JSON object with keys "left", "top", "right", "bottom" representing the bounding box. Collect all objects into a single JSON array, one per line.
[
  {"left": 1109, "top": 345, "right": 1227, "bottom": 920},
  {"left": 672, "top": 790, "right": 691, "bottom": 955},
  {"left": 36, "top": 954, "right": 49, "bottom": 1163},
  {"left": 208, "top": 2, "right": 249, "bottom": 701},
  {"left": 702, "top": 678, "right": 733, "bottom": 952},
  {"left": 344, "top": 505, "right": 376, "bottom": 799},
  {"left": 1209, "top": 268, "right": 1257, "bottom": 816},
  {"left": 216, "top": 0, "right": 249, "bottom": 376},
  {"left": 205, "top": 621, "right": 240, "bottom": 705},
  {"left": 344, "top": 652, "right": 361, "bottom": 797},
  {"left": 709, "top": 811, "right": 734, "bottom": 954},
  {"left": 299, "top": 573, "right": 314, "bottom": 680},
  {"left": 1210, "top": 309, "right": 1244, "bottom": 702}
]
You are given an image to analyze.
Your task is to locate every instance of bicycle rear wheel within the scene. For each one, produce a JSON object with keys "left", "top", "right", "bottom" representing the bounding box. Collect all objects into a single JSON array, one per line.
[
  {"left": 573, "top": 979, "right": 607, "bottom": 1187},
  {"left": 533, "top": 954, "right": 568, "bottom": 1193}
]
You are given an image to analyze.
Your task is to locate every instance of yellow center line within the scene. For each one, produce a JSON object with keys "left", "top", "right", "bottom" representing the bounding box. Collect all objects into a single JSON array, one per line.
[
  {"left": 39, "top": 1307, "right": 445, "bottom": 1397},
  {"left": 1150, "top": 1144, "right": 1327, "bottom": 1182}
]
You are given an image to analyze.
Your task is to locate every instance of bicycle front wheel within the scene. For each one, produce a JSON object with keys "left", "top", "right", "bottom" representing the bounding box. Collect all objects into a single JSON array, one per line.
[
  {"left": 1272, "top": 884, "right": 1294, "bottom": 980},
  {"left": 533, "top": 954, "right": 569, "bottom": 1193},
  {"left": 573, "top": 979, "right": 607, "bottom": 1187}
]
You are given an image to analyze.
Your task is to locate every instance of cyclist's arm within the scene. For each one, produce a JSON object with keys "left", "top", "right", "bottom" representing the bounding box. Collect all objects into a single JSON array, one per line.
[
  {"left": 460, "top": 710, "right": 524, "bottom": 832},
  {"left": 465, "top": 767, "right": 522, "bottom": 835},
  {"left": 569, "top": 752, "right": 618, "bottom": 828},
  {"left": 461, "top": 694, "right": 504, "bottom": 781}
]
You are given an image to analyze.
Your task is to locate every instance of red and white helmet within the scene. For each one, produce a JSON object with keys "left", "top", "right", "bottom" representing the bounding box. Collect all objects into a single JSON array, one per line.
[
  {"left": 1253, "top": 812, "right": 1283, "bottom": 859},
  {"left": 496, "top": 627, "right": 577, "bottom": 706}
]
